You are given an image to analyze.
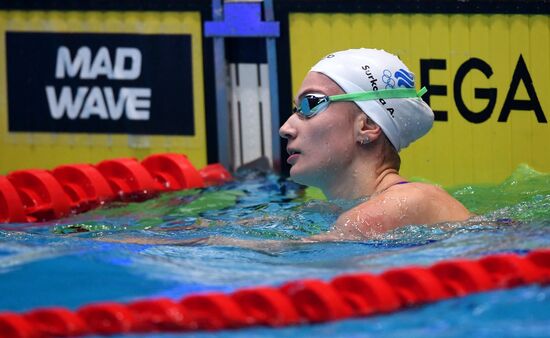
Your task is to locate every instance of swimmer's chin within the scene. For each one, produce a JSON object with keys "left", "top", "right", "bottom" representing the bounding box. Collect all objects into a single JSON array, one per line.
[
  {"left": 288, "top": 172, "right": 323, "bottom": 191},
  {"left": 287, "top": 170, "right": 310, "bottom": 186}
]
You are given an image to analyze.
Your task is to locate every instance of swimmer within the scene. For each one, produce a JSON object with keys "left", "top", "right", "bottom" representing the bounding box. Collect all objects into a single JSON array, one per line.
[
  {"left": 280, "top": 48, "right": 471, "bottom": 240},
  {"left": 100, "top": 48, "right": 471, "bottom": 248}
]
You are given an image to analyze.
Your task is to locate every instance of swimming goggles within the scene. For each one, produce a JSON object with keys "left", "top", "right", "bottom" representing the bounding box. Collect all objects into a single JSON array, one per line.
[{"left": 293, "top": 87, "right": 428, "bottom": 118}]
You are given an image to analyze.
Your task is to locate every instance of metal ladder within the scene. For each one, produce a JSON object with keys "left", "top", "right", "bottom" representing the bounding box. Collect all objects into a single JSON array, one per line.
[{"left": 205, "top": 0, "right": 281, "bottom": 172}]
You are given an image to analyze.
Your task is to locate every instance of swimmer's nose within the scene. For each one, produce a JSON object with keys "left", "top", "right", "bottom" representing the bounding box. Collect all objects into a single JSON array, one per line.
[{"left": 279, "top": 117, "right": 296, "bottom": 140}]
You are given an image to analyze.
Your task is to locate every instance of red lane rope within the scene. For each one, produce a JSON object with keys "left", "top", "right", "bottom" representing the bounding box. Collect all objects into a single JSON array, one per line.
[
  {"left": 0, "top": 153, "right": 232, "bottom": 223},
  {"left": 1, "top": 249, "right": 549, "bottom": 338}
]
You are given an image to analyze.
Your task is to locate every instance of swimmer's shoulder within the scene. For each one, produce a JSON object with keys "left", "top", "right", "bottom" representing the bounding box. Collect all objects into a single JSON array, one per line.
[
  {"left": 332, "top": 181, "right": 472, "bottom": 238},
  {"left": 333, "top": 186, "right": 424, "bottom": 236},
  {"left": 384, "top": 181, "right": 472, "bottom": 222},
  {"left": 364, "top": 181, "right": 471, "bottom": 224}
]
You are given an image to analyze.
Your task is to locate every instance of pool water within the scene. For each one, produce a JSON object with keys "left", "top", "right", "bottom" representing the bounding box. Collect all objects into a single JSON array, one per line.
[{"left": 1, "top": 164, "right": 549, "bottom": 337}]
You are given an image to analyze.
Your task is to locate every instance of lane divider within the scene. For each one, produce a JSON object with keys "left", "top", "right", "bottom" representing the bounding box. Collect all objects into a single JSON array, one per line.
[
  {"left": 0, "top": 154, "right": 232, "bottom": 223},
  {"left": 0, "top": 249, "right": 548, "bottom": 337},
  {"left": 6, "top": 169, "right": 72, "bottom": 222}
]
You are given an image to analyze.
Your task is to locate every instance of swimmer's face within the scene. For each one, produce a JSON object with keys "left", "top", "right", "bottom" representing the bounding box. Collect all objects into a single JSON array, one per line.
[{"left": 279, "top": 72, "right": 362, "bottom": 187}]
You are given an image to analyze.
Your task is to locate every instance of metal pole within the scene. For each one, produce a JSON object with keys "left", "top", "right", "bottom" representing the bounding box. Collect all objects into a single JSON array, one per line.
[
  {"left": 263, "top": 0, "right": 281, "bottom": 172},
  {"left": 212, "top": 0, "right": 232, "bottom": 170}
]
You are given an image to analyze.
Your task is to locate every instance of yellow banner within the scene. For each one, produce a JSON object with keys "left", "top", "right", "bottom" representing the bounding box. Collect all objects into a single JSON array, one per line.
[
  {"left": 289, "top": 13, "right": 549, "bottom": 186},
  {"left": 0, "top": 10, "right": 206, "bottom": 173}
]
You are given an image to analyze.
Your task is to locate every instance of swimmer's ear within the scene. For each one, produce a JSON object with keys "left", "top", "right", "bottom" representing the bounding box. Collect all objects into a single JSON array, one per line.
[{"left": 356, "top": 115, "right": 382, "bottom": 145}]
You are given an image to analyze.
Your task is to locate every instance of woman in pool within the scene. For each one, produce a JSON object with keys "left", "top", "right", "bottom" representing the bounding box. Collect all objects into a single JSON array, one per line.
[
  {"left": 106, "top": 48, "right": 471, "bottom": 246},
  {"left": 280, "top": 48, "right": 471, "bottom": 240}
]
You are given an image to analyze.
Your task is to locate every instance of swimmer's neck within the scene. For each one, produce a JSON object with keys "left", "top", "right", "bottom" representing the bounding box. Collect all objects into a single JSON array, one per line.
[{"left": 321, "top": 166, "right": 404, "bottom": 200}]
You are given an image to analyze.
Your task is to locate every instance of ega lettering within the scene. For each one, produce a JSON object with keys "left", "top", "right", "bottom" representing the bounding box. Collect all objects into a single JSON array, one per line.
[{"left": 420, "top": 54, "right": 546, "bottom": 124}]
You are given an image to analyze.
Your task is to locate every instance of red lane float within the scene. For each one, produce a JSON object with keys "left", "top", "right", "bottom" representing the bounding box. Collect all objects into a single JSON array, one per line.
[
  {"left": 142, "top": 153, "right": 205, "bottom": 191},
  {"left": 96, "top": 158, "right": 160, "bottom": 201},
  {"left": 0, "top": 154, "right": 232, "bottom": 224},
  {"left": 127, "top": 298, "right": 192, "bottom": 332},
  {"left": 180, "top": 293, "right": 249, "bottom": 330},
  {"left": 0, "top": 250, "right": 548, "bottom": 338},
  {"left": 479, "top": 254, "right": 543, "bottom": 287},
  {"left": 0, "top": 176, "right": 27, "bottom": 223},
  {"left": 23, "top": 307, "right": 88, "bottom": 337},
  {"left": 430, "top": 260, "right": 494, "bottom": 295},
  {"left": 7, "top": 170, "right": 71, "bottom": 222},
  {"left": 231, "top": 287, "right": 300, "bottom": 327},
  {"left": 52, "top": 164, "right": 116, "bottom": 213},
  {"left": 526, "top": 249, "right": 550, "bottom": 282},
  {"left": 199, "top": 163, "right": 233, "bottom": 187},
  {"left": 0, "top": 313, "right": 35, "bottom": 338},
  {"left": 331, "top": 273, "right": 401, "bottom": 314},
  {"left": 281, "top": 279, "right": 353, "bottom": 323},
  {"left": 76, "top": 303, "right": 135, "bottom": 335},
  {"left": 381, "top": 267, "right": 451, "bottom": 304}
]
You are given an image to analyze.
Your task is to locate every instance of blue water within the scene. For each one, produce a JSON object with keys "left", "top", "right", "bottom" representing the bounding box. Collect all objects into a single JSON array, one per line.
[{"left": 1, "top": 168, "right": 549, "bottom": 337}]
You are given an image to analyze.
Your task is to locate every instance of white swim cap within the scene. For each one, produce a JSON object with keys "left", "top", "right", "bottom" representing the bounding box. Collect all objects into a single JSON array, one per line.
[{"left": 310, "top": 48, "right": 434, "bottom": 151}]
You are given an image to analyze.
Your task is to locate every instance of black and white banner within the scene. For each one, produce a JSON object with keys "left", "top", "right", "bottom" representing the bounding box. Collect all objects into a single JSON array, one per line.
[{"left": 6, "top": 32, "right": 195, "bottom": 135}]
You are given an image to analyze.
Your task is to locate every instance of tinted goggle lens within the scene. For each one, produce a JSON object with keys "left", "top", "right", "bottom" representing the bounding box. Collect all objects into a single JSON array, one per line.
[{"left": 293, "top": 94, "right": 330, "bottom": 118}]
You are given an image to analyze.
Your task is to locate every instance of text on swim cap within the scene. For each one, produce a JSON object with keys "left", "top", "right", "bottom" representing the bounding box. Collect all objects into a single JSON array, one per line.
[{"left": 362, "top": 65, "right": 395, "bottom": 117}]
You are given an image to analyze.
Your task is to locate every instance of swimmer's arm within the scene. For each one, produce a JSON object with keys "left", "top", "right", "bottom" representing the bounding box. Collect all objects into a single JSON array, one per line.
[
  {"left": 98, "top": 235, "right": 318, "bottom": 254},
  {"left": 320, "top": 196, "right": 408, "bottom": 240},
  {"left": 99, "top": 207, "right": 388, "bottom": 248},
  {"left": 98, "top": 198, "right": 400, "bottom": 248},
  {"left": 98, "top": 236, "right": 210, "bottom": 246}
]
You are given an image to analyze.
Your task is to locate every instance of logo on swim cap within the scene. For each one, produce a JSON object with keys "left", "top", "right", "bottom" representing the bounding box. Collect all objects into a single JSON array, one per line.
[
  {"left": 382, "top": 69, "right": 395, "bottom": 89},
  {"left": 395, "top": 69, "right": 415, "bottom": 88}
]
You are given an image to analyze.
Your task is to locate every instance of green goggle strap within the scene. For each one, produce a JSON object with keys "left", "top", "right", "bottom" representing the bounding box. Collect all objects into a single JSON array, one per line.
[{"left": 329, "top": 87, "right": 427, "bottom": 103}]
